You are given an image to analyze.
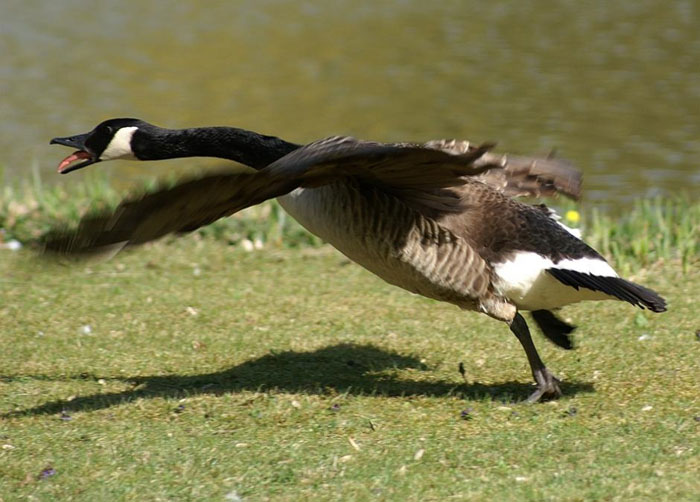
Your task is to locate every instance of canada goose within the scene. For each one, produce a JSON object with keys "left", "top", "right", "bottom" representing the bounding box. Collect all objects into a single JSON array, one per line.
[{"left": 47, "top": 118, "right": 666, "bottom": 402}]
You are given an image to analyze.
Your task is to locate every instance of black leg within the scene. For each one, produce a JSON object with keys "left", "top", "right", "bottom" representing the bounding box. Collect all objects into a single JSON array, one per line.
[{"left": 509, "top": 312, "right": 562, "bottom": 402}]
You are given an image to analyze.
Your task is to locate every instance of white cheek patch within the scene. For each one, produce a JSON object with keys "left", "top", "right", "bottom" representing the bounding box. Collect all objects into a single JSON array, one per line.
[{"left": 100, "top": 126, "right": 138, "bottom": 160}]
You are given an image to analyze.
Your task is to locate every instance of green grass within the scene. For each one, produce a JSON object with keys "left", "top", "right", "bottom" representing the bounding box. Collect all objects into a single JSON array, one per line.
[
  {"left": 1, "top": 173, "right": 698, "bottom": 500},
  {"left": 1, "top": 239, "right": 698, "bottom": 501},
  {"left": 584, "top": 196, "right": 699, "bottom": 274}
]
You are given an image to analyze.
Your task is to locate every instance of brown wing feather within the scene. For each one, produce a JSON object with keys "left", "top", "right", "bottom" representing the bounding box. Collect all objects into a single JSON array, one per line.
[
  {"left": 266, "top": 136, "right": 496, "bottom": 189},
  {"left": 42, "top": 171, "right": 297, "bottom": 255},
  {"left": 423, "top": 139, "right": 581, "bottom": 200},
  {"left": 475, "top": 153, "right": 582, "bottom": 200}
]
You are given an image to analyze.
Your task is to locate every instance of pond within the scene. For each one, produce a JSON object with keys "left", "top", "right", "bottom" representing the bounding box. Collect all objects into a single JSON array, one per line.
[{"left": 2, "top": 0, "right": 698, "bottom": 211}]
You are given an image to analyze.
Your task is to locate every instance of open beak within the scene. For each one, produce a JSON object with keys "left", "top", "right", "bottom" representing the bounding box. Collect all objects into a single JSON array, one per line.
[{"left": 50, "top": 133, "right": 100, "bottom": 174}]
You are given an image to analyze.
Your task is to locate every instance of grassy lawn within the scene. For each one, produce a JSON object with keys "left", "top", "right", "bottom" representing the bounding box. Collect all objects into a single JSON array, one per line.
[{"left": 1, "top": 238, "right": 698, "bottom": 501}]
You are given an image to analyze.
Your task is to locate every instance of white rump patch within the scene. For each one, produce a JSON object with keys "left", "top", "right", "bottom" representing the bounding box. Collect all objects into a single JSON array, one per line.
[
  {"left": 493, "top": 251, "right": 618, "bottom": 310},
  {"left": 100, "top": 126, "right": 138, "bottom": 160},
  {"left": 553, "top": 257, "right": 618, "bottom": 277}
]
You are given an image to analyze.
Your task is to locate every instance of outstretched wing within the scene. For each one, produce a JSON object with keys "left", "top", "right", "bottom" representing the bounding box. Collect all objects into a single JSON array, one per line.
[
  {"left": 265, "top": 136, "right": 496, "bottom": 189},
  {"left": 41, "top": 136, "right": 580, "bottom": 256},
  {"left": 42, "top": 137, "right": 498, "bottom": 255},
  {"left": 42, "top": 170, "right": 296, "bottom": 255}
]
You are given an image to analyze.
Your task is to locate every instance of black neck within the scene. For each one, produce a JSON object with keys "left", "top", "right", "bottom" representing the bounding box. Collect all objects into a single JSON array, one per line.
[{"left": 132, "top": 126, "right": 300, "bottom": 170}]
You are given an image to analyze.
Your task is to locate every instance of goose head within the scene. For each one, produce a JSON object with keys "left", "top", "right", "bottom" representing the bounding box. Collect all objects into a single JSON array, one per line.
[{"left": 50, "top": 118, "right": 151, "bottom": 174}]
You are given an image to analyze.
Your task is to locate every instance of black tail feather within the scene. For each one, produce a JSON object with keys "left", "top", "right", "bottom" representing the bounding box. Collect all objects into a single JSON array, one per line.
[
  {"left": 546, "top": 268, "right": 667, "bottom": 312},
  {"left": 531, "top": 310, "right": 576, "bottom": 350}
]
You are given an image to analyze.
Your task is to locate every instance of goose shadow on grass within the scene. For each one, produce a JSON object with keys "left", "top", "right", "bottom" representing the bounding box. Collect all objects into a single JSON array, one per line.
[{"left": 2, "top": 343, "right": 593, "bottom": 418}]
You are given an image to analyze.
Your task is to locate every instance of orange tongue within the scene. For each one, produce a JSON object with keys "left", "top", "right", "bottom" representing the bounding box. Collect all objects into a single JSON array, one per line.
[{"left": 57, "top": 151, "right": 92, "bottom": 173}]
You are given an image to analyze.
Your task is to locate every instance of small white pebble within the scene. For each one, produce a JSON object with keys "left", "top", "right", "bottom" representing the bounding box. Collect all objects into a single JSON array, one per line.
[
  {"left": 224, "top": 491, "right": 243, "bottom": 502},
  {"left": 186, "top": 307, "right": 198, "bottom": 316},
  {"left": 97, "top": 379, "right": 106, "bottom": 385},
  {"left": 81, "top": 325, "right": 92, "bottom": 335},
  {"left": 234, "top": 443, "right": 249, "bottom": 448},
  {"left": 515, "top": 476, "right": 529, "bottom": 482},
  {"left": 2, "top": 444, "right": 15, "bottom": 450},
  {"left": 638, "top": 334, "right": 651, "bottom": 341},
  {"left": 642, "top": 405, "right": 653, "bottom": 411},
  {"left": 241, "top": 239, "right": 254, "bottom": 252},
  {"left": 37, "top": 331, "right": 44, "bottom": 337},
  {"left": 414, "top": 449, "right": 425, "bottom": 461},
  {"left": 5, "top": 239, "right": 22, "bottom": 251},
  {"left": 193, "top": 267, "right": 201, "bottom": 276},
  {"left": 291, "top": 400, "right": 301, "bottom": 409},
  {"left": 253, "top": 238, "right": 264, "bottom": 250}
]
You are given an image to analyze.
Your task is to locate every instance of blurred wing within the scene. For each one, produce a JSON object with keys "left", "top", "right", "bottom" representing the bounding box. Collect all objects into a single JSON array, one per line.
[
  {"left": 424, "top": 139, "right": 582, "bottom": 200},
  {"left": 42, "top": 171, "right": 297, "bottom": 256},
  {"left": 476, "top": 153, "right": 581, "bottom": 200}
]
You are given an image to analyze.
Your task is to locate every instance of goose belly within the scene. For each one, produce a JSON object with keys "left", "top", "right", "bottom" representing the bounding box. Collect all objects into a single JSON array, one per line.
[
  {"left": 278, "top": 187, "right": 361, "bottom": 249},
  {"left": 278, "top": 187, "right": 410, "bottom": 285},
  {"left": 277, "top": 186, "right": 471, "bottom": 304}
]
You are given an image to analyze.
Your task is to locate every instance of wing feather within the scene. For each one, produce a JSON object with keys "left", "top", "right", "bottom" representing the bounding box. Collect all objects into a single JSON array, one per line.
[{"left": 42, "top": 171, "right": 296, "bottom": 255}]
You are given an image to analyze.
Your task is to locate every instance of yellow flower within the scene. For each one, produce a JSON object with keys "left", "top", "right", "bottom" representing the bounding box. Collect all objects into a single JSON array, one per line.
[{"left": 565, "top": 210, "right": 580, "bottom": 224}]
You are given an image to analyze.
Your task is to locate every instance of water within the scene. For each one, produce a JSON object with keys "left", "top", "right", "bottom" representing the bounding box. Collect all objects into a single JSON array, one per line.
[{"left": 1, "top": 0, "right": 698, "bottom": 211}]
